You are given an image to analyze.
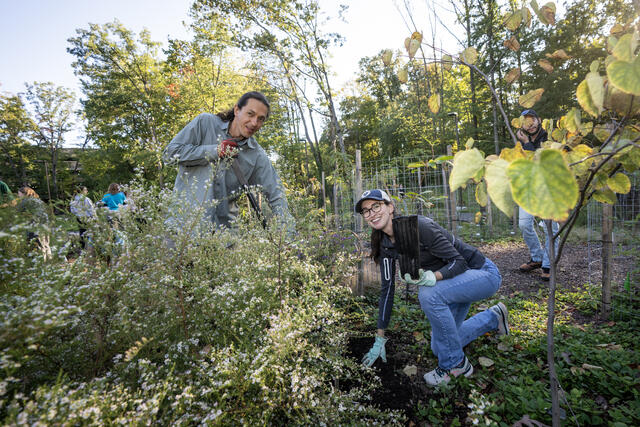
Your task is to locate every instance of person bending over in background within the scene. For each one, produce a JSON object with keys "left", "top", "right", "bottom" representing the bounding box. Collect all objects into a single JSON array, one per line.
[
  {"left": 515, "top": 109, "right": 558, "bottom": 281},
  {"left": 355, "top": 189, "right": 509, "bottom": 387},
  {"left": 70, "top": 186, "right": 95, "bottom": 249},
  {"left": 16, "top": 186, "right": 51, "bottom": 261},
  {"left": 163, "top": 91, "right": 292, "bottom": 233}
]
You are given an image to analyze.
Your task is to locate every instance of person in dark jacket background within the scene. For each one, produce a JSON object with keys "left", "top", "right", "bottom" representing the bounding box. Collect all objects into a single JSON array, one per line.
[
  {"left": 515, "top": 109, "right": 558, "bottom": 281},
  {"left": 355, "top": 189, "right": 509, "bottom": 387}
]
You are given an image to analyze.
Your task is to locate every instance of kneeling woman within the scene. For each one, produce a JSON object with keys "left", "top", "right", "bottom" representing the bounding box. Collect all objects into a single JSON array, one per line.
[{"left": 356, "top": 189, "right": 509, "bottom": 386}]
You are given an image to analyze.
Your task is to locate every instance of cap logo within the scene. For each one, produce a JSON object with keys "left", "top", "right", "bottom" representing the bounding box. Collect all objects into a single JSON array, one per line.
[{"left": 361, "top": 190, "right": 371, "bottom": 198}]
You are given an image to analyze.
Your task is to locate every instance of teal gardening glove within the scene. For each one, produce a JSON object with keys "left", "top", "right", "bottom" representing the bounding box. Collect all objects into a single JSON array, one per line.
[
  {"left": 403, "top": 269, "right": 437, "bottom": 287},
  {"left": 362, "top": 335, "right": 388, "bottom": 367}
]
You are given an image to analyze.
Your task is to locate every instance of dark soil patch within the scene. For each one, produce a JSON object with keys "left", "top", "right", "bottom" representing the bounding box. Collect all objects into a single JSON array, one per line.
[
  {"left": 346, "top": 334, "right": 469, "bottom": 424},
  {"left": 480, "top": 241, "right": 636, "bottom": 297}
]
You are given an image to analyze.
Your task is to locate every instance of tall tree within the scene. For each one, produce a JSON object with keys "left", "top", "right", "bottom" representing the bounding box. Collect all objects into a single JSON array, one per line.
[
  {"left": 191, "top": 0, "right": 348, "bottom": 176},
  {"left": 0, "top": 93, "right": 37, "bottom": 188},
  {"left": 67, "top": 21, "right": 171, "bottom": 183},
  {"left": 165, "top": 12, "right": 248, "bottom": 121},
  {"left": 23, "top": 82, "right": 75, "bottom": 199}
]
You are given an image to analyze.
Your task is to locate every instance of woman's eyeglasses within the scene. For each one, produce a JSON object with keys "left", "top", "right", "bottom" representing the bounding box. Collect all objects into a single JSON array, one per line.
[{"left": 361, "top": 202, "right": 383, "bottom": 218}]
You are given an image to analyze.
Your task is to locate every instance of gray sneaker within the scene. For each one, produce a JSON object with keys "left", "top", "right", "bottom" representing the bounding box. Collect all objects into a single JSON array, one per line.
[
  {"left": 490, "top": 302, "right": 509, "bottom": 336},
  {"left": 424, "top": 356, "right": 473, "bottom": 386}
]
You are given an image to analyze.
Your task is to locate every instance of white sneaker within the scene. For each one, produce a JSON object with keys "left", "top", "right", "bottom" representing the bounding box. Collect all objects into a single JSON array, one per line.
[
  {"left": 490, "top": 302, "right": 509, "bottom": 336},
  {"left": 424, "top": 356, "right": 473, "bottom": 386}
]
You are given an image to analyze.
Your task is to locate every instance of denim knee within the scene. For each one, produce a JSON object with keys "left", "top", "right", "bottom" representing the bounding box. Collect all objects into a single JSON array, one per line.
[{"left": 418, "top": 286, "right": 443, "bottom": 317}]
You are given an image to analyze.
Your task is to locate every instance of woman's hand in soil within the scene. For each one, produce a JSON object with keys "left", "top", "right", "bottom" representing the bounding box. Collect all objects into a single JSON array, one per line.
[
  {"left": 362, "top": 335, "right": 388, "bottom": 367},
  {"left": 403, "top": 269, "right": 436, "bottom": 287}
]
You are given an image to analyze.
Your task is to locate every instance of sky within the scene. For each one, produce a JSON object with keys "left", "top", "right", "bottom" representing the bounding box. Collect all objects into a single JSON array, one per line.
[{"left": 0, "top": 0, "right": 460, "bottom": 145}]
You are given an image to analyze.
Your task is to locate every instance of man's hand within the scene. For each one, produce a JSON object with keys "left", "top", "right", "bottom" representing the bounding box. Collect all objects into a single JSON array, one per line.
[
  {"left": 516, "top": 129, "right": 528, "bottom": 144},
  {"left": 218, "top": 139, "right": 239, "bottom": 158}
]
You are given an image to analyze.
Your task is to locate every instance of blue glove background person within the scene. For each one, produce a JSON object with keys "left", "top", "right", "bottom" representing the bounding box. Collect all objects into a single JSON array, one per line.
[
  {"left": 362, "top": 335, "right": 388, "bottom": 367},
  {"left": 403, "top": 269, "right": 437, "bottom": 287}
]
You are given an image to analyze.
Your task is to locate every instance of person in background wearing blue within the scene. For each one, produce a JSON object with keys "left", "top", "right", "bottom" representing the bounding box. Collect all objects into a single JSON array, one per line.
[
  {"left": 355, "top": 189, "right": 509, "bottom": 387},
  {"left": 515, "top": 109, "right": 558, "bottom": 281},
  {"left": 101, "top": 183, "right": 126, "bottom": 211}
]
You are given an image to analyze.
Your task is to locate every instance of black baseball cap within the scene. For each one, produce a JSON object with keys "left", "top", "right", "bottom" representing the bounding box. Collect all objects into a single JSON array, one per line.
[
  {"left": 354, "top": 189, "right": 391, "bottom": 213},
  {"left": 520, "top": 109, "right": 539, "bottom": 118}
]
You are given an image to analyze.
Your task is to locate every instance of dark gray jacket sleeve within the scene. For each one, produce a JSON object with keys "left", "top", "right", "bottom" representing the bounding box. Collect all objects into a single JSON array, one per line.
[
  {"left": 377, "top": 256, "right": 396, "bottom": 330},
  {"left": 163, "top": 114, "right": 219, "bottom": 167},
  {"left": 419, "top": 221, "right": 469, "bottom": 280}
]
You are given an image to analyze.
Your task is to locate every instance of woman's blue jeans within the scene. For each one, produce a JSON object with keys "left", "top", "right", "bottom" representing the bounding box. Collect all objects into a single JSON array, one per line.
[{"left": 417, "top": 258, "right": 502, "bottom": 370}]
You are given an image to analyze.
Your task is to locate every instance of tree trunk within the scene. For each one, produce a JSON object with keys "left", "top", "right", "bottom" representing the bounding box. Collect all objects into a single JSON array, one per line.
[
  {"left": 545, "top": 220, "right": 561, "bottom": 427},
  {"left": 464, "top": 0, "right": 480, "bottom": 140}
]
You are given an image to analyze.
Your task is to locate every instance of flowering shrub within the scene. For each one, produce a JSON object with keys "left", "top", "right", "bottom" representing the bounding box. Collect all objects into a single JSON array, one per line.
[{"left": 0, "top": 183, "right": 404, "bottom": 425}]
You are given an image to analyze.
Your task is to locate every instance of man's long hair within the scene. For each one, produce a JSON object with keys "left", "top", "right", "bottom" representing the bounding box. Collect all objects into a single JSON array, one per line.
[{"left": 216, "top": 91, "right": 271, "bottom": 122}]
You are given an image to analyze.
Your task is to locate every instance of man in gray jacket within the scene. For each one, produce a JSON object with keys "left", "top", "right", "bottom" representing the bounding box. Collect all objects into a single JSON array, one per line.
[{"left": 163, "top": 91, "right": 292, "bottom": 232}]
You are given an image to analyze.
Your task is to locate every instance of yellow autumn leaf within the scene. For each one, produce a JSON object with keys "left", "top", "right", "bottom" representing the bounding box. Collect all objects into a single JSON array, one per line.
[
  {"left": 500, "top": 144, "right": 527, "bottom": 162},
  {"left": 564, "top": 108, "right": 582, "bottom": 133},
  {"left": 538, "top": 59, "right": 554, "bottom": 73},
  {"left": 507, "top": 149, "right": 578, "bottom": 221},
  {"left": 408, "top": 38, "right": 420, "bottom": 59},
  {"left": 541, "top": 2, "right": 556, "bottom": 25},
  {"left": 607, "top": 55, "right": 640, "bottom": 96},
  {"left": 504, "top": 36, "right": 520, "bottom": 52},
  {"left": 381, "top": 49, "right": 393, "bottom": 66},
  {"left": 610, "top": 23, "right": 625, "bottom": 36},
  {"left": 593, "top": 188, "right": 617, "bottom": 204},
  {"left": 503, "top": 10, "right": 523, "bottom": 31},
  {"left": 398, "top": 67, "right": 408, "bottom": 83},
  {"left": 442, "top": 54, "right": 453, "bottom": 70},
  {"left": 607, "top": 173, "right": 631, "bottom": 194},
  {"left": 611, "top": 33, "right": 637, "bottom": 62},
  {"left": 505, "top": 67, "right": 521, "bottom": 84},
  {"left": 511, "top": 116, "right": 523, "bottom": 128},
  {"left": 521, "top": 7, "right": 532, "bottom": 27},
  {"left": 428, "top": 93, "right": 440, "bottom": 113},
  {"left": 593, "top": 125, "right": 612, "bottom": 142},
  {"left": 545, "top": 49, "right": 570, "bottom": 61},
  {"left": 518, "top": 88, "right": 545, "bottom": 108},
  {"left": 476, "top": 181, "right": 488, "bottom": 207},
  {"left": 460, "top": 47, "right": 479, "bottom": 65}
]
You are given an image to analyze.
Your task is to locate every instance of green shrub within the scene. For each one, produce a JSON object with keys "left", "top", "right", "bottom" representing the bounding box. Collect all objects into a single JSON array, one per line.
[{"left": 0, "top": 183, "right": 403, "bottom": 425}]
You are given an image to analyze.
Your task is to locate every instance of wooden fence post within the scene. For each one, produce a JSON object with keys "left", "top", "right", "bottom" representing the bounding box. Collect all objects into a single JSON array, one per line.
[
  {"left": 321, "top": 171, "right": 327, "bottom": 225},
  {"left": 601, "top": 203, "right": 613, "bottom": 319},
  {"left": 417, "top": 167, "right": 423, "bottom": 215},
  {"left": 333, "top": 183, "right": 340, "bottom": 229},
  {"left": 486, "top": 194, "right": 494, "bottom": 237},
  {"left": 354, "top": 150, "right": 363, "bottom": 234},
  {"left": 446, "top": 145, "right": 458, "bottom": 237},
  {"left": 354, "top": 150, "right": 364, "bottom": 296}
]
